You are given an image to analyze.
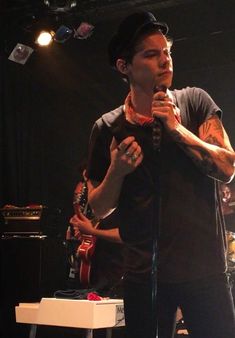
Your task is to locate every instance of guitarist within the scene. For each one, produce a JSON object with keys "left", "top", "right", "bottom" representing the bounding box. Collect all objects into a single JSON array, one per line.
[{"left": 68, "top": 170, "right": 124, "bottom": 296}]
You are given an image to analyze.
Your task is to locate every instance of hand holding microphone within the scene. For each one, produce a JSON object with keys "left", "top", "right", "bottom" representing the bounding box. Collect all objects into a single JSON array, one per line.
[
  {"left": 152, "top": 85, "right": 167, "bottom": 151},
  {"left": 152, "top": 85, "right": 181, "bottom": 150}
]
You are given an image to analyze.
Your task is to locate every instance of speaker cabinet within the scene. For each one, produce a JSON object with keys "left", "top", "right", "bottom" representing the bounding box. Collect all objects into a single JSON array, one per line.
[{"left": 0, "top": 236, "right": 67, "bottom": 338}]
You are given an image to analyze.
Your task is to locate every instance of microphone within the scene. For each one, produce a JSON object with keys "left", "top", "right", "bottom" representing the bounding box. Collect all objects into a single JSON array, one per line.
[{"left": 152, "top": 85, "right": 166, "bottom": 151}]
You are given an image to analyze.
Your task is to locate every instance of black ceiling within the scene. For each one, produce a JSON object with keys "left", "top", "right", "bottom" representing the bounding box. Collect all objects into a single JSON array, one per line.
[
  {"left": 1, "top": 0, "right": 203, "bottom": 34},
  {"left": 3, "top": 0, "right": 195, "bottom": 16},
  {"left": 3, "top": 0, "right": 235, "bottom": 37},
  {"left": 2, "top": 0, "right": 198, "bottom": 42}
]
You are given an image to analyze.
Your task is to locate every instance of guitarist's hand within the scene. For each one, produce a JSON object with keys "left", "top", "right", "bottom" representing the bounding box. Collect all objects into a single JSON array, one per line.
[
  {"left": 69, "top": 214, "right": 82, "bottom": 238},
  {"left": 70, "top": 214, "right": 97, "bottom": 236},
  {"left": 70, "top": 213, "right": 97, "bottom": 288},
  {"left": 110, "top": 136, "right": 143, "bottom": 177}
]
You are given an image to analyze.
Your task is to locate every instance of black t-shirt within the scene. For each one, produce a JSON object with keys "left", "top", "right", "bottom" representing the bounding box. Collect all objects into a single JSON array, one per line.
[
  {"left": 91, "top": 212, "right": 124, "bottom": 292},
  {"left": 87, "top": 87, "right": 227, "bottom": 283}
]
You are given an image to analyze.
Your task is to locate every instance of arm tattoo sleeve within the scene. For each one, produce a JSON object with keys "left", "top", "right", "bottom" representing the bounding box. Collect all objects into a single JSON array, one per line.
[
  {"left": 170, "top": 115, "right": 234, "bottom": 180},
  {"left": 180, "top": 142, "right": 219, "bottom": 177},
  {"left": 201, "top": 116, "right": 224, "bottom": 148}
]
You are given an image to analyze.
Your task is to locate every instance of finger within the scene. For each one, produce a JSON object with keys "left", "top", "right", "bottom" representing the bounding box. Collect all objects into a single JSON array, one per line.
[
  {"left": 130, "top": 153, "right": 138, "bottom": 163},
  {"left": 152, "top": 110, "right": 168, "bottom": 119},
  {"left": 79, "top": 212, "right": 89, "bottom": 221},
  {"left": 152, "top": 101, "right": 165, "bottom": 107},
  {"left": 130, "top": 145, "right": 142, "bottom": 159},
  {"left": 127, "top": 147, "right": 143, "bottom": 163},
  {"left": 118, "top": 136, "right": 135, "bottom": 152},
  {"left": 135, "top": 145, "right": 142, "bottom": 158},
  {"left": 110, "top": 137, "right": 118, "bottom": 151},
  {"left": 76, "top": 211, "right": 88, "bottom": 221},
  {"left": 74, "top": 230, "right": 81, "bottom": 237},
  {"left": 152, "top": 100, "right": 174, "bottom": 108},
  {"left": 117, "top": 144, "right": 122, "bottom": 151},
  {"left": 153, "top": 91, "right": 168, "bottom": 100},
  {"left": 69, "top": 216, "right": 77, "bottom": 225},
  {"left": 124, "top": 141, "right": 139, "bottom": 157},
  {"left": 133, "top": 152, "right": 144, "bottom": 166}
]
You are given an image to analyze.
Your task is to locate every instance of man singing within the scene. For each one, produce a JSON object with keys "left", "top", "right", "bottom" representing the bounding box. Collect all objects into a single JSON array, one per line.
[{"left": 85, "top": 11, "right": 235, "bottom": 338}]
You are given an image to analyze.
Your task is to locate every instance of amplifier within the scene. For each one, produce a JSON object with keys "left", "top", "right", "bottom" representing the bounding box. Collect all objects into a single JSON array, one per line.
[{"left": 0, "top": 205, "right": 60, "bottom": 235}]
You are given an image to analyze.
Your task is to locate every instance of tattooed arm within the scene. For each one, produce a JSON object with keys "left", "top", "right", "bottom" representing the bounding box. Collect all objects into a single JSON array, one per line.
[
  {"left": 171, "top": 115, "right": 235, "bottom": 182},
  {"left": 152, "top": 90, "right": 235, "bottom": 182}
]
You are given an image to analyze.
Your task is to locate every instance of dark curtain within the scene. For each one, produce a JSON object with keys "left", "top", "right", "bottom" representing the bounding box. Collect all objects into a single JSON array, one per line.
[{"left": 0, "top": 26, "right": 125, "bottom": 227}]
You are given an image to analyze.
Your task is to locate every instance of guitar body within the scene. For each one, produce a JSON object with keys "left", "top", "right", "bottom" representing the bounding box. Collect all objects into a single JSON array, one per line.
[
  {"left": 77, "top": 234, "right": 97, "bottom": 286},
  {"left": 79, "top": 260, "right": 91, "bottom": 287},
  {"left": 73, "top": 180, "right": 97, "bottom": 288}
]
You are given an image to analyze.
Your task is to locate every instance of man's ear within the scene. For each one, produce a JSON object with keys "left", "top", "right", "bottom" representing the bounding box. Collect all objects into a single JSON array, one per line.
[{"left": 116, "top": 58, "right": 128, "bottom": 75}]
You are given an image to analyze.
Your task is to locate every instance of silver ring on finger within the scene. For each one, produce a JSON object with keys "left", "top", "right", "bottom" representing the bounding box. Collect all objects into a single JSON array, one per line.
[{"left": 131, "top": 153, "right": 138, "bottom": 162}]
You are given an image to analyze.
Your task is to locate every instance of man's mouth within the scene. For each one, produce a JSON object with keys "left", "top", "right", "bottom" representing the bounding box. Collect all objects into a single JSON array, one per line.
[{"left": 159, "top": 70, "right": 172, "bottom": 77}]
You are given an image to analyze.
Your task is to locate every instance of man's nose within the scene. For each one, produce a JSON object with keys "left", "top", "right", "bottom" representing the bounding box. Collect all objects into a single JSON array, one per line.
[{"left": 160, "top": 52, "right": 171, "bottom": 67}]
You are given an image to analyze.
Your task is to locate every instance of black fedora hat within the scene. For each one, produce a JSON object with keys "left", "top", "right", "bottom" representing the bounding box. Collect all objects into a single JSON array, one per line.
[{"left": 108, "top": 11, "right": 169, "bottom": 68}]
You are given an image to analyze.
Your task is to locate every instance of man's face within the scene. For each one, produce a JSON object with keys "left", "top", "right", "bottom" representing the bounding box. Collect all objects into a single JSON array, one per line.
[
  {"left": 221, "top": 184, "right": 232, "bottom": 203},
  {"left": 126, "top": 32, "right": 173, "bottom": 91}
]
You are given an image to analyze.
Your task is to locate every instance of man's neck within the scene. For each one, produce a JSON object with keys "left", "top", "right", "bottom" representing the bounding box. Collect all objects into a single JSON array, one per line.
[
  {"left": 129, "top": 87, "right": 153, "bottom": 117},
  {"left": 129, "top": 86, "right": 172, "bottom": 117}
]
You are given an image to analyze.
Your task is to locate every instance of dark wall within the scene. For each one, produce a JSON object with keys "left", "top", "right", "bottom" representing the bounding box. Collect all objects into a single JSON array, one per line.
[{"left": 1, "top": 18, "right": 128, "bottom": 227}]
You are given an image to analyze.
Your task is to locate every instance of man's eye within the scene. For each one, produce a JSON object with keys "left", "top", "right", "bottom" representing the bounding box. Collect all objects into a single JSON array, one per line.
[
  {"left": 145, "top": 51, "right": 161, "bottom": 58},
  {"left": 144, "top": 49, "right": 172, "bottom": 58}
]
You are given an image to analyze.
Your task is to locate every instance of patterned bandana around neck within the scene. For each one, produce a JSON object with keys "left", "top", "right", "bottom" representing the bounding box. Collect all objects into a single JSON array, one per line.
[
  {"left": 124, "top": 91, "right": 181, "bottom": 126},
  {"left": 124, "top": 92, "right": 154, "bottom": 126}
]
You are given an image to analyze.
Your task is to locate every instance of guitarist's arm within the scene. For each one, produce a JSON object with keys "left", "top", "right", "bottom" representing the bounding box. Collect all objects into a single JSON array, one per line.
[{"left": 70, "top": 213, "right": 122, "bottom": 243}]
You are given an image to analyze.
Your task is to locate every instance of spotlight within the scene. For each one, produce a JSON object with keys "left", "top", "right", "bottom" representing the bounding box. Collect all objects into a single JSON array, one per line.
[
  {"left": 54, "top": 25, "right": 72, "bottom": 43},
  {"left": 8, "top": 43, "right": 34, "bottom": 65},
  {"left": 35, "top": 26, "right": 73, "bottom": 45},
  {"left": 74, "top": 22, "right": 94, "bottom": 40},
  {"left": 36, "top": 31, "right": 54, "bottom": 46}
]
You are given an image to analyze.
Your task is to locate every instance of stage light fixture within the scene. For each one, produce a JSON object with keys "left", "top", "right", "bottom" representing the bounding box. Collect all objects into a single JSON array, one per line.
[
  {"left": 39, "top": 23, "right": 94, "bottom": 44},
  {"left": 7, "top": 19, "right": 94, "bottom": 65},
  {"left": 54, "top": 25, "right": 72, "bottom": 43},
  {"left": 36, "top": 31, "right": 54, "bottom": 46},
  {"left": 74, "top": 22, "right": 94, "bottom": 40},
  {"left": 8, "top": 43, "right": 34, "bottom": 65},
  {"left": 43, "top": 0, "right": 77, "bottom": 12}
]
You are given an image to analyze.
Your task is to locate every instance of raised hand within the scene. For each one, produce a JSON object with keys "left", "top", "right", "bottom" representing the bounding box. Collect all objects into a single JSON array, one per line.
[
  {"left": 110, "top": 136, "right": 144, "bottom": 176},
  {"left": 152, "top": 90, "right": 181, "bottom": 132}
]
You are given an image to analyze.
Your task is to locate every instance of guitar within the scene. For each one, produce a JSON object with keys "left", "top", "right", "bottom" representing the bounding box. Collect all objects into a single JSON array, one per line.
[{"left": 73, "top": 180, "right": 99, "bottom": 287}]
